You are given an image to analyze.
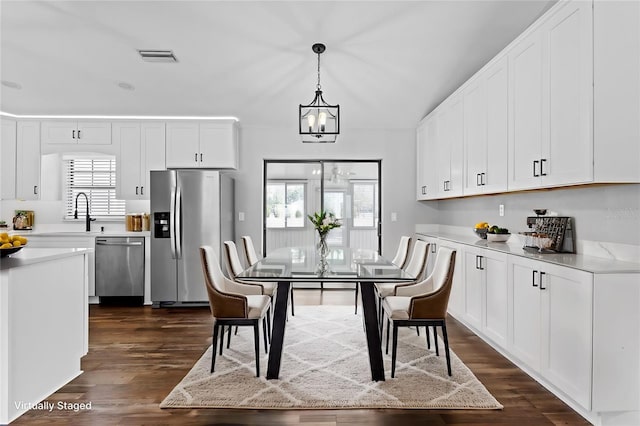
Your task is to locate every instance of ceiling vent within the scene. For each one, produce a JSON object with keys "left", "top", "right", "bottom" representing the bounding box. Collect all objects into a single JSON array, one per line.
[{"left": 137, "top": 50, "right": 178, "bottom": 63}]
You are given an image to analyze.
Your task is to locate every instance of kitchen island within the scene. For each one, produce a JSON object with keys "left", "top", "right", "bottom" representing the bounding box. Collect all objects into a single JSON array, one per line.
[{"left": 0, "top": 248, "right": 90, "bottom": 424}]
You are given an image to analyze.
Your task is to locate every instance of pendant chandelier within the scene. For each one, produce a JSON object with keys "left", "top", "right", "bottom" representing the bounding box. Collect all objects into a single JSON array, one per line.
[{"left": 299, "top": 43, "right": 340, "bottom": 143}]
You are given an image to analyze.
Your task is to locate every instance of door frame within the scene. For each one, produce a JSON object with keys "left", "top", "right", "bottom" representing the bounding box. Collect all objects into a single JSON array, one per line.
[{"left": 263, "top": 159, "right": 382, "bottom": 256}]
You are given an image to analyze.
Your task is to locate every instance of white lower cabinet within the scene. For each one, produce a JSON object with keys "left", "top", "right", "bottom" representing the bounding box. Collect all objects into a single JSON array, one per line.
[
  {"left": 462, "top": 246, "right": 508, "bottom": 348},
  {"left": 508, "top": 255, "right": 592, "bottom": 410}
]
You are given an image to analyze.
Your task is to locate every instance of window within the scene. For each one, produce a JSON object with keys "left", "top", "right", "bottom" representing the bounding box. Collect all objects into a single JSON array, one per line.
[
  {"left": 266, "top": 182, "right": 305, "bottom": 228},
  {"left": 64, "top": 157, "right": 125, "bottom": 219},
  {"left": 352, "top": 182, "right": 378, "bottom": 228}
]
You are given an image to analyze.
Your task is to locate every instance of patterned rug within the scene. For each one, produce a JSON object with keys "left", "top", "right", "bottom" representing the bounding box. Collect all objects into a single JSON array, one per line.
[{"left": 160, "top": 305, "right": 502, "bottom": 410}]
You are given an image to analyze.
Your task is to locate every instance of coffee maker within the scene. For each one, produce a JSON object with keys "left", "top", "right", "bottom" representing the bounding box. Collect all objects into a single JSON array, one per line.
[{"left": 522, "top": 210, "right": 575, "bottom": 253}]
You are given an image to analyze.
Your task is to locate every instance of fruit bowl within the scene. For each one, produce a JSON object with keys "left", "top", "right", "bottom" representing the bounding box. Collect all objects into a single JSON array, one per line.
[
  {"left": 0, "top": 245, "right": 24, "bottom": 257},
  {"left": 473, "top": 228, "right": 488, "bottom": 239},
  {"left": 487, "top": 233, "right": 511, "bottom": 242}
]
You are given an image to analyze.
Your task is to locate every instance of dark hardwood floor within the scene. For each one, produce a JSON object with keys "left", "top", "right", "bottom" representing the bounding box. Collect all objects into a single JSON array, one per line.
[{"left": 14, "top": 289, "right": 590, "bottom": 425}]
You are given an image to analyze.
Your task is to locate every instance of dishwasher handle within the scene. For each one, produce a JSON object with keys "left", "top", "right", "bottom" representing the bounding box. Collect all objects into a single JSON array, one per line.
[{"left": 96, "top": 240, "right": 143, "bottom": 246}]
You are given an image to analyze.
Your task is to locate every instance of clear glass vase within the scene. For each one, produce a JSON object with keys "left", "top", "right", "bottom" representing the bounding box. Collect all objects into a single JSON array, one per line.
[{"left": 316, "top": 233, "right": 330, "bottom": 274}]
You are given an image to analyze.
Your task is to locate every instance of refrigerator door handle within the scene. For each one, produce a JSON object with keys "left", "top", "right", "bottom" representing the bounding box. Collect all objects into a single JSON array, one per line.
[
  {"left": 170, "top": 187, "right": 177, "bottom": 259},
  {"left": 175, "top": 186, "right": 183, "bottom": 259}
]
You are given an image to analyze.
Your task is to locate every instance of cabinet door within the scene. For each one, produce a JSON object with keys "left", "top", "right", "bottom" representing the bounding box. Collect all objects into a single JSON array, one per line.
[
  {"left": 16, "top": 121, "right": 41, "bottom": 200},
  {"left": 436, "top": 107, "right": 451, "bottom": 198},
  {"left": 463, "top": 78, "right": 486, "bottom": 196},
  {"left": 508, "top": 32, "right": 543, "bottom": 190},
  {"left": 423, "top": 116, "right": 439, "bottom": 199},
  {"left": 1, "top": 119, "right": 17, "bottom": 199},
  {"left": 509, "top": 256, "right": 542, "bottom": 370},
  {"left": 462, "top": 249, "right": 483, "bottom": 330},
  {"left": 484, "top": 56, "right": 509, "bottom": 194},
  {"left": 77, "top": 122, "right": 111, "bottom": 145},
  {"left": 115, "top": 122, "right": 142, "bottom": 199},
  {"left": 416, "top": 122, "right": 428, "bottom": 200},
  {"left": 141, "top": 122, "right": 166, "bottom": 199},
  {"left": 165, "top": 123, "right": 200, "bottom": 168},
  {"left": 199, "top": 122, "right": 238, "bottom": 169},
  {"left": 542, "top": 0, "right": 593, "bottom": 186},
  {"left": 448, "top": 97, "right": 464, "bottom": 197},
  {"left": 540, "top": 263, "right": 593, "bottom": 410},
  {"left": 483, "top": 251, "right": 508, "bottom": 348},
  {"left": 41, "top": 120, "right": 76, "bottom": 144}
]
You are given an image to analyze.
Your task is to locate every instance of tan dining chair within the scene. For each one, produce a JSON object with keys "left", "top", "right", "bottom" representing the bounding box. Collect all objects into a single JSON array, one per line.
[
  {"left": 382, "top": 246, "right": 457, "bottom": 377},
  {"left": 200, "top": 245, "right": 271, "bottom": 377},
  {"left": 241, "top": 235, "right": 260, "bottom": 267},
  {"left": 223, "top": 240, "right": 275, "bottom": 340},
  {"left": 374, "top": 239, "right": 429, "bottom": 327}
]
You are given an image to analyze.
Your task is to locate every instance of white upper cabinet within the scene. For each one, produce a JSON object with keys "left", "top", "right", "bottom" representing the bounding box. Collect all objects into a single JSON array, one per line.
[
  {"left": 41, "top": 121, "right": 111, "bottom": 145},
  {"left": 16, "top": 121, "right": 41, "bottom": 200},
  {"left": 593, "top": 0, "right": 640, "bottom": 182},
  {"left": 436, "top": 96, "right": 464, "bottom": 198},
  {"left": 116, "top": 122, "right": 165, "bottom": 200},
  {"left": 1, "top": 119, "right": 17, "bottom": 199},
  {"left": 165, "top": 120, "right": 237, "bottom": 169},
  {"left": 416, "top": 116, "right": 438, "bottom": 200},
  {"left": 463, "top": 56, "right": 508, "bottom": 195},
  {"left": 509, "top": 0, "right": 593, "bottom": 190}
]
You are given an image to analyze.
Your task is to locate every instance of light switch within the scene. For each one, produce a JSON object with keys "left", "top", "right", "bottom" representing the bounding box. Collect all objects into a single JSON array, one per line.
[
  {"left": 391, "top": 212, "right": 397, "bottom": 222},
  {"left": 238, "top": 212, "right": 245, "bottom": 222}
]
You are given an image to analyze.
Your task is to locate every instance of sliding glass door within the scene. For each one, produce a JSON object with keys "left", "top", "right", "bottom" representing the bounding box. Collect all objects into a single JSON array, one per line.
[{"left": 264, "top": 160, "right": 381, "bottom": 255}]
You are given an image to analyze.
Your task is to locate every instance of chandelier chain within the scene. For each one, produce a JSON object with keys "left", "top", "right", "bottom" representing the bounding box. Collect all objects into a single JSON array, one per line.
[{"left": 316, "top": 51, "right": 322, "bottom": 91}]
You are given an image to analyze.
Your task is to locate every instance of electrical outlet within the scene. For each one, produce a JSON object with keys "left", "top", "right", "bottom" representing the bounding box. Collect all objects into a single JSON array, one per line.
[
  {"left": 499, "top": 204, "right": 504, "bottom": 217},
  {"left": 238, "top": 212, "right": 245, "bottom": 221},
  {"left": 391, "top": 212, "right": 397, "bottom": 222}
]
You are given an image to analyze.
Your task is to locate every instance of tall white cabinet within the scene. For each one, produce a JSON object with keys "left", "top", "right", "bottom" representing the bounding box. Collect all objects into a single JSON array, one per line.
[
  {"left": 16, "top": 121, "right": 41, "bottom": 200},
  {"left": 115, "top": 122, "right": 166, "bottom": 199},
  {"left": 1, "top": 119, "right": 17, "bottom": 199}
]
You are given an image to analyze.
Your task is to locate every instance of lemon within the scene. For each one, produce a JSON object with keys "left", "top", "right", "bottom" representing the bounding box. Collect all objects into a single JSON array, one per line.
[
  {"left": 0, "top": 243, "right": 12, "bottom": 249},
  {"left": 12, "top": 240, "right": 21, "bottom": 247}
]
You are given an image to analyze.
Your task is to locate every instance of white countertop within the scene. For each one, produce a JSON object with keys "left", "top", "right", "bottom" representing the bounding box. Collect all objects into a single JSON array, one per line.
[
  {"left": 417, "top": 231, "right": 640, "bottom": 274},
  {"left": 13, "top": 230, "right": 150, "bottom": 238},
  {"left": 0, "top": 247, "right": 91, "bottom": 271}
]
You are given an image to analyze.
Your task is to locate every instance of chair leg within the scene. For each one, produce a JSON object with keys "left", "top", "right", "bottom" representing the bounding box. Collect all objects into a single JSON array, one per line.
[
  {"left": 235, "top": 326, "right": 239, "bottom": 335},
  {"left": 433, "top": 326, "right": 439, "bottom": 356},
  {"left": 253, "top": 322, "right": 260, "bottom": 377},
  {"left": 226, "top": 324, "right": 232, "bottom": 349},
  {"left": 416, "top": 326, "right": 420, "bottom": 336},
  {"left": 266, "top": 307, "right": 272, "bottom": 344},
  {"left": 290, "top": 285, "right": 295, "bottom": 316},
  {"left": 211, "top": 323, "right": 220, "bottom": 373},
  {"left": 426, "top": 325, "right": 431, "bottom": 349},
  {"left": 219, "top": 326, "right": 225, "bottom": 355},
  {"left": 385, "top": 318, "right": 391, "bottom": 354},
  {"left": 442, "top": 322, "right": 452, "bottom": 377},
  {"left": 262, "top": 317, "right": 268, "bottom": 354},
  {"left": 391, "top": 322, "right": 399, "bottom": 378},
  {"left": 354, "top": 282, "right": 359, "bottom": 314}
]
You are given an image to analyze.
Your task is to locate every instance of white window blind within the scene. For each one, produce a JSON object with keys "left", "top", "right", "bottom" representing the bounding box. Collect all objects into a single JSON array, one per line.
[{"left": 64, "top": 158, "right": 125, "bottom": 219}]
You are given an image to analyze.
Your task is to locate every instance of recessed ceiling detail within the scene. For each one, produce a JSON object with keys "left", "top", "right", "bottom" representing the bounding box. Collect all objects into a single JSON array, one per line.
[
  {"left": 117, "top": 82, "right": 135, "bottom": 90},
  {"left": 137, "top": 50, "right": 178, "bottom": 63}
]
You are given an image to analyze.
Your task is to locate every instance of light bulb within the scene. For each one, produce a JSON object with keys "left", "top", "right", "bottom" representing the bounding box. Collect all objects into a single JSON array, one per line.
[
  {"left": 307, "top": 114, "right": 315, "bottom": 132},
  {"left": 319, "top": 112, "right": 327, "bottom": 132}
]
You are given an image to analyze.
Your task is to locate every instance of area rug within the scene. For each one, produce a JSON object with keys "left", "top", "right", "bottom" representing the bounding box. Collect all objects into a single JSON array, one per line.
[{"left": 160, "top": 305, "right": 502, "bottom": 410}]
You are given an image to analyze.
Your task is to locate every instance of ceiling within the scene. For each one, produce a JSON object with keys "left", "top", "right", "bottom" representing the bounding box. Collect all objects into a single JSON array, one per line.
[{"left": 0, "top": 0, "right": 555, "bottom": 130}]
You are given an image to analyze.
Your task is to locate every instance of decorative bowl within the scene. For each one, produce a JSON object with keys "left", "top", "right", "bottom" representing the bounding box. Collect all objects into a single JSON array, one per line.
[
  {"left": 473, "top": 228, "right": 488, "bottom": 239},
  {"left": 487, "top": 233, "right": 511, "bottom": 243},
  {"left": 0, "top": 246, "right": 24, "bottom": 257}
]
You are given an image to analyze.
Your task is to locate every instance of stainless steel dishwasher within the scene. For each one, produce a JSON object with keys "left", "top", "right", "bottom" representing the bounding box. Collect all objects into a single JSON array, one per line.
[{"left": 95, "top": 237, "right": 145, "bottom": 301}]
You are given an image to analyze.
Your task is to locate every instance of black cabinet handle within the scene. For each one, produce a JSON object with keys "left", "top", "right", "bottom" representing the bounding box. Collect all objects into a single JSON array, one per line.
[
  {"left": 33, "top": 185, "right": 38, "bottom": 195},
  {"left": 532, "top": 270, "right": 538, "bottom": 287},
  {"left": 481, "top": 173, "right": 486, "bottom": 185},
  {"left": 194, "top": 153, "right": 198, "bottom": 162},
  {"left": 77, "top": 130, "right": 81, "bottom": 139},
  {"left": 475, "top": 255, "right": 484, "bottom": 270},
  {"left": 140, "top": 186, "right": 144, "bottom": 195},
  {"left": 540, "top": 159, "right": 547, "bottom": 176},
  {"left": 477, "top": 173, "right": 481, "bottom": 186},
  {"left": 200, "top": 153, "right": 203, "bottom": 162},
  {"left": 72, "top": 130, "right": 76, "bottom": 139},
  {"left": 533, "top": 160, "right": 540, "bottom": 177},
  {"left": 539, "top": 271, "right": 546, "bottom": 290},
  {"left": 135, "top": 186, "right": 139, "bottom": 195}
]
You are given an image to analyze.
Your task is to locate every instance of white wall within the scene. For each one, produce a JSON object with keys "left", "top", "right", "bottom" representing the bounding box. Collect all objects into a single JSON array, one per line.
[{"left": 229, "top": 125, "right": 438, "bottom": 257}]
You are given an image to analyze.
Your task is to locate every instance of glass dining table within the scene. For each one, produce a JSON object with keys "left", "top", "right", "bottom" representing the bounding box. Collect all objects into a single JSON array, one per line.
[{"left": 236, "top": 246, "right": 415, "bottom": 381}]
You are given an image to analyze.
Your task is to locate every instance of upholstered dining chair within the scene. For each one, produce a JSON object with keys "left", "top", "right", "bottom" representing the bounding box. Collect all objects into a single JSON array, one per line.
[
  {"left": 241, "top": 235, "right": 260, "bottom": 267},
  {"left": 200, "top": 245, "right": 271, "bottom": 377},
  {"left": 374, "top": 239, "right": 429, "bottom": 327},
  {"left": 223, "top": 240, "right": 275, "bottom": 340},
  {"left": 382, "top": 246, "right": 457, "bottom": 377}
]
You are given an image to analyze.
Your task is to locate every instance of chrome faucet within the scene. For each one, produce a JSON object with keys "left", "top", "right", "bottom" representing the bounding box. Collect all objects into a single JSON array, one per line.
[{"left": 74, "top": 192, "right": 96, "bottom": 231}]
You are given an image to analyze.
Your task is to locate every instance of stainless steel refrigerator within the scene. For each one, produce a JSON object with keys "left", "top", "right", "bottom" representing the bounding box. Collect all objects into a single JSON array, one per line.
[{"left": 150, "top": 170, "right": 234, "bottom": 306}]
